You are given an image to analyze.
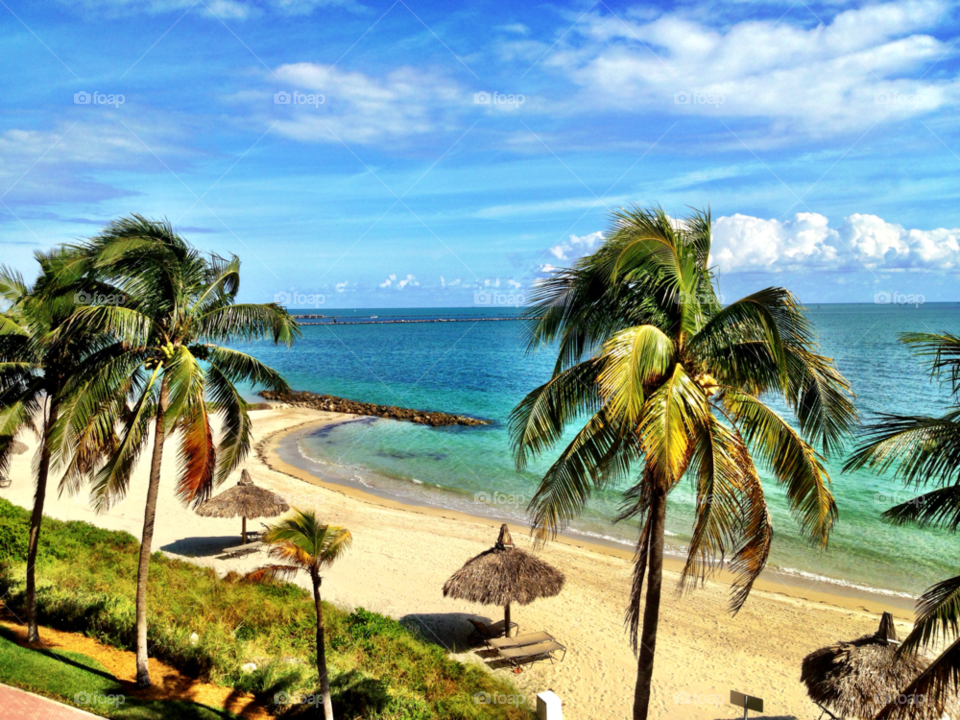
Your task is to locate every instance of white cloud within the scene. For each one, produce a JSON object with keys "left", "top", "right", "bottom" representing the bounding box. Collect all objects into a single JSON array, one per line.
[
  {"left": 57, "top": 0, "right": 361, "bottom": 18},
  {"left": 711, "top": 212, "right": 960, "bottom": 272},
  {"left": 379, "top": 273, "right": 418, "bottom": 289},
  {"left": 542, "top": 0, "right": 957, "bottom": 136},
  {"left": 549, "top": 231, "right": 605, "bottom": 261},
  {"left": 271, "top": 64, "right": 463, "bottom": 145}
]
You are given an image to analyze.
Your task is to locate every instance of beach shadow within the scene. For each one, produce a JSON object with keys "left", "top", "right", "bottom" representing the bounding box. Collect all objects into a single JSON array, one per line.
[
  {"left": 399, "top": 612, "right": 497, "bottom": 653},
  {"left": 160, "top": 536, "right": 249, "bottom": 558}
]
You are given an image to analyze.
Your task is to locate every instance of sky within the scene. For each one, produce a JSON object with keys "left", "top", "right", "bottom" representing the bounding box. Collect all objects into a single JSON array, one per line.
[{"left": 2, "top": 0, "right": 960, "bottom": 307}]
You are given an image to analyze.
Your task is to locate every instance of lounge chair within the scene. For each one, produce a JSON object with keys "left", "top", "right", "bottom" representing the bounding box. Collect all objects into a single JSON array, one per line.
[
  {"left": 496, "top": 639, "right": 567, "bottom": 669},
  {"left": 487, "top": 631, "right": 554, "bottom": 651},
  {"left": 221, "top": 540, "right": 264, "bottom": 557},
  {"left": 467, "top": 618, "right": 518, "bottom": 643}
]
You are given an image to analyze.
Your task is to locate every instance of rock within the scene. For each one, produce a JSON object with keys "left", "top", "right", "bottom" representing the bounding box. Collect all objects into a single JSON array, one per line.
[
  {"left": 241, "top": 663, "right": 257, "bottom": 673},
  {"left": 259, "top": 390, "right": 490, "bottom": 427},
  {"left": 189, "top": 633, "right": 199, "bottom": 646}
]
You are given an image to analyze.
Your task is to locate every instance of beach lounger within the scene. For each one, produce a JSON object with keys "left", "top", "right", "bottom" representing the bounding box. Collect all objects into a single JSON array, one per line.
[
  {"left": 496, "top": 639, "right": 566, "bottom": 669},
  {"left": 222, "top": 540, "right": 264, "bottom": 557},
  {"left": 487, "top": 631, "right": 554, "bottom": 651},
  {"left": 467, "top": 618, "right": 518, "bottom": 643}
]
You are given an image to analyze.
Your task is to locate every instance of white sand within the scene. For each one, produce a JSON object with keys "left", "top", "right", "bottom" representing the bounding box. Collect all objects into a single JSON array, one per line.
[{"left": 1, "top": 407, "right": 917, "bottom": 719}]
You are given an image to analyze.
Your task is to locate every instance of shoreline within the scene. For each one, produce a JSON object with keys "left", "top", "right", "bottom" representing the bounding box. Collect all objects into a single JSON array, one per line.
[{"left": 259, "top": 413, "right": 917, "bottom": 620}]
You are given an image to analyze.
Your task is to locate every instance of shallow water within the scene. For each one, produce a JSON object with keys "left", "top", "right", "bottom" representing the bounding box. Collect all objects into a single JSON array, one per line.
[{"left": 239, "top": 303, "right": 960, "bottom": 598}]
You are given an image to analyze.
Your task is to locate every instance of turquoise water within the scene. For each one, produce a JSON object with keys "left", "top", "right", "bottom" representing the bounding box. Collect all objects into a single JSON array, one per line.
[{"left": 239, "top": 304, "right": 959, "bottom": 598}]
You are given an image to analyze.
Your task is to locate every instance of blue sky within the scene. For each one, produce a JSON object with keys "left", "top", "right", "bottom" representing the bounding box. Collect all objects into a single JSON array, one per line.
[{"left": 2, "top": 0, "right": 960, "bottom": 307}]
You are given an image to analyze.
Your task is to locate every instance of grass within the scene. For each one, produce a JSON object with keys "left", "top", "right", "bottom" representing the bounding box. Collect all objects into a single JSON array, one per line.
[
  {"left": 0, "top": 498, "right": 534, "bottom": 719},
  {"left": 0, "top": 626, "right": 242, "bottom": 719}
]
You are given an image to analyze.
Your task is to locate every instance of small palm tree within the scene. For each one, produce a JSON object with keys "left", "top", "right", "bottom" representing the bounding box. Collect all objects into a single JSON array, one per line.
[
  {"left": 511, "top": 206, "right": 856, "bottom": 719},
  {"left": 253, "top": 509, "right": 351, "bottom": 720},
  {"left": 846, "top": 332, "right": 960, "bottom": 719},
  {"left": 0, "top": 255, "right": 113, "bottom": 642},
  {"left": 57, "top": 215, "right": 300, "bottom": 686}
]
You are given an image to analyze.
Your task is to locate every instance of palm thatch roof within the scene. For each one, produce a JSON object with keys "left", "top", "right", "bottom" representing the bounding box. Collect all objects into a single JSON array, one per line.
[
  {"left": 195, "top": 470, "right": 289, "bottom": 519},
  {"left": 11, "top": 440, "right": 28, "bottom": 455},
  {"left": 801, "top": 612, "right": 959, "bottom": 719},
  {"left": 443, "top": 524, "right": 565, "bottom": 606}
]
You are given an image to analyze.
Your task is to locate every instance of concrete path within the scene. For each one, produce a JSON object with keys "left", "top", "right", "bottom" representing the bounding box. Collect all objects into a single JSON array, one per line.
[{"left": 0, "top": 683, "right": 104, "bottom": 719}]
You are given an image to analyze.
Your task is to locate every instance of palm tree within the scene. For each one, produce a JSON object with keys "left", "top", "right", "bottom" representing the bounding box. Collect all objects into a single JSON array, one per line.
[
  {"left": 0, "top": 255, "right": 113, "bottom": 643},
  {"left": 846, "top": 332, "right": 960, "bottom": 719},
  {"left": 510, "top": 206, "right": 857, "bottom": 719},
  {"left": 252, "top": 509, "right": 351, "bottom": 720},
  {"left": 55, "top": 215, "right": 300, "bottom": 687}
]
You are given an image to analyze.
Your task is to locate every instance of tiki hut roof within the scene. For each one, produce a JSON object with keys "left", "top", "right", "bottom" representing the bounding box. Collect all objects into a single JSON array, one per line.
[
  {"left": 801, "top": 612, "right": 959, "bottom": 720},
  {"left": 195, "top": 470, "right": 289, "bottom": 519},
  {"left": 11, "top": 440, "right": 28, "bottom": 455},
  {"left": 442, "top": 524, "right": 565, "bottom": 607}
]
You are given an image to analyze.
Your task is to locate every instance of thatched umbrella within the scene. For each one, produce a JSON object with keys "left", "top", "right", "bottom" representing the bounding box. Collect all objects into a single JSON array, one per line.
[
  {"left": 443, "top": 524, "right": 564, "bottom": 637},
  {"left": 801, "top": 612, "right": 958, "bottom": 719},
  {"left": 195, "top": 470, "right": 289, "bottom": 544}
]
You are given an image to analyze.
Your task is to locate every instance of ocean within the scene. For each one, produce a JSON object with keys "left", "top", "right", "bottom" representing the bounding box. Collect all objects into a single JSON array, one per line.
[{"left": 238, "top": 304, "right": 959, "bottom": 600}]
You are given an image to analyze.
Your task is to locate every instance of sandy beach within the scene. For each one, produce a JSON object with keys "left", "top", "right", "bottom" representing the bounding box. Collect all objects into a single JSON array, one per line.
[{"left": 0, "top": 406, "right": 918, "bottom": 720}]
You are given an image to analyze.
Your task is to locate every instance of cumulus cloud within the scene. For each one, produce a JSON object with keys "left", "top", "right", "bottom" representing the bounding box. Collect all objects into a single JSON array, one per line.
[
  {"left": 379, "top": 273, "right": 419, "bottom": 289},
  {"left": 270, "top": 64, "right": 463, "bottom": 145},
  {"left": 540, "top": 0, "right": 956, "bottom": 136},
  {"left": 531, "top": 214, "right": 960, "bottom": 276},
  {"left": 712, "top": 212, "right": 960, "bottom": 273},
  {"left": 548, "top": 231, "right": 605, "bottom": 261}
]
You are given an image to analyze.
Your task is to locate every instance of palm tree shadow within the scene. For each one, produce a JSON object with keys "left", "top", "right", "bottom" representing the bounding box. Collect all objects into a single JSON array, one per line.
[{"left": 0, "top": 625, "right": 120, "bottom": 684}]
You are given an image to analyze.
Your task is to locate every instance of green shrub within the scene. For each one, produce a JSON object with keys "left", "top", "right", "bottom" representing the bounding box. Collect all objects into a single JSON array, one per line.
[{"left": 0, "top": 498, "right": 534, "bottom": 719}]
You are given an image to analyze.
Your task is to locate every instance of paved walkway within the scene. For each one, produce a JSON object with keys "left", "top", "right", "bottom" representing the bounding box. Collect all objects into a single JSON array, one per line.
[{"left": 0, "top": 683, "right": 103, "bottom": 719}]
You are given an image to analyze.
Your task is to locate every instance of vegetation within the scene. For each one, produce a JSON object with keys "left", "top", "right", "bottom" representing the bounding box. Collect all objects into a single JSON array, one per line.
[
  {"left": 38, "top": 215, "right": 300, "bottom": 686},
  {"left": 0, "top": 498, "right": 533, "bottom": 719},
  {"left": 0, "top": 626, "right": 241, "bottom": 719},
  {"left": 252, "top": 509, "right": 353, "bottom": 720},
  {"left": 846, "top": 332, "right": 960, "bottom": 719},
  {"left": 510, "top": 206, "right": 857, "bottom": 719},
  {"left": 0, "top": 253, "right": 109, "bottom": 642}
]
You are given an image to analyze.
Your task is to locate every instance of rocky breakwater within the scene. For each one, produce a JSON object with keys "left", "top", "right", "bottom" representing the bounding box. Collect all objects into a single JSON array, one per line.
[{"left": 259, "top": 390, "right": 490, "bottom": 427}]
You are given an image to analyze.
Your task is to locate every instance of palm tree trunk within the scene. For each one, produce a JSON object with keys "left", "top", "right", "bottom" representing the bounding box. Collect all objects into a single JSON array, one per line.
[
  {"left": 25, "top": 402, "right": 58, "bottom": 643},
  {"left": 135, "top": 381, "right": 168, "bottom": 688},
  {"left": 633, "top": 481, "right": 667, "bottom": 720},
  {"left": 312, "top": 570, "right": 334, "bottom": 720}
]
